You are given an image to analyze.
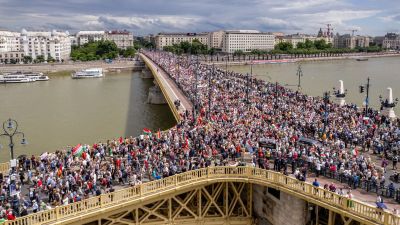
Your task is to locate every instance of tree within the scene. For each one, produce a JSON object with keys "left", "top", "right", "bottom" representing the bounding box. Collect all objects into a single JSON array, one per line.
[
  {"left": 34, "top": 55, "right": 45, "bottom": 63},
  {"left": 314, "top": 39, "right": 328, "bottom": 50},
  {"left": 304, "top": 39, "right": 314, "bottom": 49},
  {"left": 121, "top": 47, "right": 136, "bottom": 58},
  {"left": 23, "top": 56, "right": 32, "bottom": 64},
  {"left": 47, "top": 55, "right": 56, "bottom": 63},
  {"left": 296, "top": 42, "right": 306, "bottom": 49},
  {"left": 233, "top": 50, "right": 244, "bottom": 56},
  {"left": 275, "top": 42, "right": 293, "bottom": 51}
]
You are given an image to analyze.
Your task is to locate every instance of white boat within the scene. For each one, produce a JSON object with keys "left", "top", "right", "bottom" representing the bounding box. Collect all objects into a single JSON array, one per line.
[
  {"left": 71, "top": 68, "right": 104, "bottom": 79},
  {"left": 23, "top": 72, "right": 50, "bottom": 81},
  {"left": 0, "top": 74, "right": 35, "bottom": 83}
]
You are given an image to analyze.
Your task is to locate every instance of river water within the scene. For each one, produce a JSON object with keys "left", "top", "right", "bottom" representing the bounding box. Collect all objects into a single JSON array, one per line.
[
  {"left": 229, "top": 56, "right": 400, "bottom": 115},
  {"left": 0, "top": 71, "right": 175, "bottom": 162}
]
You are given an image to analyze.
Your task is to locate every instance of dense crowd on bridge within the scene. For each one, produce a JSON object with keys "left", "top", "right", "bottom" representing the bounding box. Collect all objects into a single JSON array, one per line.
[{"left": 0, "top": 51, "right": 400, "bottom": 221}]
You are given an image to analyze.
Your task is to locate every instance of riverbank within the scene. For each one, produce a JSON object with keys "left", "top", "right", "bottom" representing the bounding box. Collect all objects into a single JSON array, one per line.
[
  {"left": 208, "top": 52, "right": 400, "bottom": 66},
  {"left": 0, "top": 59, "right": 144, "bottom": 74}
]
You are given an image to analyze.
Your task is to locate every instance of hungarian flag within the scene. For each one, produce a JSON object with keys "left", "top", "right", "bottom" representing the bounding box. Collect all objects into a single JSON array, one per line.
[
  {"left": 157, "top": 129, "right": 161, "bottom": 139},
  {"left": 143, "top": 128, "right": 152, "bottom": 136},
  {"left": 72, "top": 144, "right": 84, "bottom": 157},
  {"left": 351, "top": 148, "right": 358, "bottom": 156}
]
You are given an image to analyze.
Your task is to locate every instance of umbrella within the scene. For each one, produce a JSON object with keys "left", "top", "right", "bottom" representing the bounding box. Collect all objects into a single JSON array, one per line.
[{"left": 376, "top": 202, "right": 387, "bottom": 209}]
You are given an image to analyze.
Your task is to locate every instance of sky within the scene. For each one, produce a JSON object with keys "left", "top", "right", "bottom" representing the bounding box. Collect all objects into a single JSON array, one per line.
[{"left": 0, "top": 0, "right": 399, "bottom": 36}]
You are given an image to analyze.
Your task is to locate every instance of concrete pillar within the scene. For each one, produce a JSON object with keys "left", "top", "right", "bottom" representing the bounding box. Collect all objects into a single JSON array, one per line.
[
  {"left": 382, "top": 87, "right": 396, "bottom": 119},
  {"left": 252, "top": 185, "right": 307, "bottom": 225},
  {"left": 140, "top": 67, "right": 154, "bottom": 79},
  {"left": 147, "top": 85, "right": 166, "bottom": 105},
  {"left": 336, "top": 80, "right": 346, "bottom": 106}
]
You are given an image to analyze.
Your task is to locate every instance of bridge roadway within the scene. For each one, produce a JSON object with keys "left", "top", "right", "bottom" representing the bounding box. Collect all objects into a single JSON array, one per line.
[
  {"left": 4, "top": 167, "right": 400, "bottom": 225},
  {"left": 139, "top": 53, "right": 192, "bottom": 122}
]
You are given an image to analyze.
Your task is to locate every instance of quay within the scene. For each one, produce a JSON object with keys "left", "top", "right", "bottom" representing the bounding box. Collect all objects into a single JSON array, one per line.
[
  {"left": 1, "top": 52, "right": 400, "bottom": 225},
  {"left": 0, "top": 60, "right": 145, "bottom": 74}
]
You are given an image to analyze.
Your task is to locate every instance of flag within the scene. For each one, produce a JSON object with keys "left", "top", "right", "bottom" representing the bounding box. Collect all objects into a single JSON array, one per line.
[
  {"left": 72, "top": 144, "right": 84, "bottom": 157},
  {"left": 157, "top": 129, "right": 161, "bottom": 139},
  {"left": 351, "top": 148, "right": 358, "bottom": 156},
  {"left": 143, "top": 128, "right": 152, "bottom": 136}
]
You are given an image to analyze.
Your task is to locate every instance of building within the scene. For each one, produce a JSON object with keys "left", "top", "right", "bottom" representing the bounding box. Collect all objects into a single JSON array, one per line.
[
  {"left": 0, "top": 30, "right": 21, "bottom": 52},
  {"left": 281, "top": 34, "right": 318, "bottom": 48},
  {"left": 333, "top": 34, "right": 370, "bottom": 49},
  {"left": 222, "top": 30, "right": 275, "bottom": 53},
  {"left": 155, "top": 32, "right": 209, "bottom": 50},
  {"left": 76, "top": 31, "right": 105, "bottom": 46},
  {"left": 20, "top": 29, "right": 71, "bottom": 61},
  {"left": 382, "top": 33, "right": 400, "bottom": 50},
  {"left": 0, "top": 51, "right": 24, "bottom": 64},
  {"left": 208, "top": 30, "right": 225, "bottom": 50},
  {"left": 105, "top": 30, "right": 134, "bottom": 49}
]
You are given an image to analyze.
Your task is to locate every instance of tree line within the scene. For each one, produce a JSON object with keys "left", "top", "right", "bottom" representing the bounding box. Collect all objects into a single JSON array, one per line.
[{"left": 70, "top": 40, "right": 137, "bottom": 61}]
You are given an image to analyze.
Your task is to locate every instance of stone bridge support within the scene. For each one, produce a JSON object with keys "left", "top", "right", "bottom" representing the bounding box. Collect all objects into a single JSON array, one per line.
[
  {"left": 147, "top": 84, "right": 166, "bottom": 105},
  {"left": 140, "top": 66, "right": 154, "bottom": 79}
]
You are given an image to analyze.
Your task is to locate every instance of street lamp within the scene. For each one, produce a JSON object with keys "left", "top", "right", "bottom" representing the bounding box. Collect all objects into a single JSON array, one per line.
[
  {"left": 0, "top": 118, "right": 28, "bottom": 170},
  {"left": 296, "top": 64, "right": 303, "bottom": 90},
  {"left": 322, "top": 92, "right": 330, "bottom": 139},
  {"left": 379, "top": 95, "right": 399, "bottom": 110}
]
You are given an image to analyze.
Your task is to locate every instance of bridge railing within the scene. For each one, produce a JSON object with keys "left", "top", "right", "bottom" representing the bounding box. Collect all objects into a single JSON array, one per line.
[
  {"left": 140, "top": 54, "right": 182, "bottom": 122},
  {"left": 5, "top": 167, "right": 400, "bottom": 225}
]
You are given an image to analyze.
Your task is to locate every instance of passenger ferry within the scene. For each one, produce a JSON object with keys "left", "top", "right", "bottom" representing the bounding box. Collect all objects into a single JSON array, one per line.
[
  {"left": 71, "top": 68, "right": 104, "bottom": 79},
  {"left": 0, "top": 74, "right": 35, "bottom": 83},
  {"left": 23, "top": 72, "right": 50, "bottom": 81}
]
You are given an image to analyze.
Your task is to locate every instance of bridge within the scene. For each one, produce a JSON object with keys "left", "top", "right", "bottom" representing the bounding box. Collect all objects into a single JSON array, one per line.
[
  {"left": 4, "top": 167, "right": 400, "bottom": 225},
  {"left": 2, "top": 54, "right": 400, "bottom": 225}
]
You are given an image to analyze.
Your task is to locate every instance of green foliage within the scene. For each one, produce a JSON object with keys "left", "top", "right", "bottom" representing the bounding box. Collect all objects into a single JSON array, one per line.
[
  {"left": 120, "top": 46, "right": 136, "bottom": 58},
  {"left": 34, "top": 55, "right": 45, "bottom": 63},
  {"left": 275, "top": 42, "right": 293, "bottom": 51},
  {"left": 71, "top": 40, "right": 120, "bottom": 61},
  {"left": 47, "top": 55, "right": 56, "bottom": 63},
  {"left": 163, "top": 39, "right": 209, "bottom": 55},
  {"left": 23, "top": 56, "right": 32, "bottom": 64},
  {"left": 233, "top": 50, "right": 244, "bottom": 56}
]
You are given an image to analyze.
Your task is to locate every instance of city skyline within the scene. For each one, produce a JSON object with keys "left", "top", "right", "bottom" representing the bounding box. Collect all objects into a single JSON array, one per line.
[{"left": 0, "top": 0, "right": 399, "bottom": 36}]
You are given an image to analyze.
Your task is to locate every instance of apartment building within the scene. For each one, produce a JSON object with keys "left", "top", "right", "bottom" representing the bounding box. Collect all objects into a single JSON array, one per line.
[
  {"left": 155, "top": 32, "right": 209, "bottom": 50},
  {"left": 104, "top": 30, "right": 134, "bottom": 49},
  {"left": 222, "top": 30, "right": 275, "bottom": 53}
]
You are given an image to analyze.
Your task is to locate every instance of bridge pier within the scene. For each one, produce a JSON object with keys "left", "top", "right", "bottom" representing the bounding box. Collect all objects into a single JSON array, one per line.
[
  {"left": 140, "top": 67, "right": 154, "bottom": 79},
  {"left": 253, "top": 185, "right": 308, "bottom": 225},
  {"left": 147, "top": 84, "right": 166, "bottom": 105}
]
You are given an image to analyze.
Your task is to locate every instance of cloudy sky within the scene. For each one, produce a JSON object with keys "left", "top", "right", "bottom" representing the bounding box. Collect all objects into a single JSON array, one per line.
[{"left": 0, "top": 0, "right": 399, "bottom": 36}]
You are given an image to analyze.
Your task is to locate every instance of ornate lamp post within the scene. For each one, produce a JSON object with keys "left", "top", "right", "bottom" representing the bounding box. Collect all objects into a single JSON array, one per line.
[
  {"left": 0, "top": 118, "right": 27, "bottom": 171},
  {"left": 379, "top": 87, "right": 398, "bottom": 119},
  {"left": 296, "top": 64, "right": 303, "bottom": 90},
  {"left": 332, "top": 80, "right": 347, "bottom": 106}
]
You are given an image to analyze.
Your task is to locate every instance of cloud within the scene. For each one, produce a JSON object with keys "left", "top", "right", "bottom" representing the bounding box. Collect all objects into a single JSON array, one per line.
[{"left": 0, "top": 0, "right": 394, "bottom": 35}]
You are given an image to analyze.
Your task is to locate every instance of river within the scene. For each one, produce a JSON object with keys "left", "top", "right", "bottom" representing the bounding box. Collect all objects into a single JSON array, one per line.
[
  {"left": 0, "top": 71, "right": 176, "bottom": 162},
  {"left": 229, "top": 56, "right": 400, "bottom": 115}
]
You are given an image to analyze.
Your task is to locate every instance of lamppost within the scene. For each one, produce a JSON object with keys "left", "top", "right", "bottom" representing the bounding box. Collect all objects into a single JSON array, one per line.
[
  {"left": 379, "top": 87, "right": 398, "bottom": 118},
  {"left": 322, "top": 92, "right": 330, "bottom": 138},
  {"left": 359, "top": 77, "right": 370, "bottom": 117},
  {"left": 296, "top": 64, "right": 303, "bottom": 91},
  {"left": 0, "top": 118, "right": 27, "bottom": 171}
]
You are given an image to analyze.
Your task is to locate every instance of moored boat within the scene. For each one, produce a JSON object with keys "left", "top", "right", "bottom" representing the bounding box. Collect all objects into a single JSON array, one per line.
[
  {"left": 0, "top": 74, "right": 35, "bottom": 83},
  {"left": 71, "top": 68, "right": 104, "bottom": 79}
]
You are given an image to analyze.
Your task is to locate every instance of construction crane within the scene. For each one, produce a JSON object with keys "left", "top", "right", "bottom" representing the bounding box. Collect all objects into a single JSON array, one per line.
[{"left": 347, "top": 29, "right": 358, "bottom": 36}]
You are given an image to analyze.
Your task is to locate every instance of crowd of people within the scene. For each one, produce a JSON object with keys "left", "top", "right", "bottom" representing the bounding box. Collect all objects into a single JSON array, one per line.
[{"left": 1, "top": 50, "right": 399, "bottom": 221}]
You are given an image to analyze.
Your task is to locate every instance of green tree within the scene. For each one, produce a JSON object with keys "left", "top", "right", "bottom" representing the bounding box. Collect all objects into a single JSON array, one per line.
[
  {"left": 233, "top": 50, "right": 244, "bottom": 56},
  {"left": 275, "top": 42, "right": 293, "bottom": 51},
  {"left": 121, "top": 47, "right": 136, "bottom": 58},
  {"left": 304, "top": 39, "right": 314, "bottom": 49},
  {"left": 296, "top": 42, "right": 306, "bottom": 49},
  {"left": 34, "top": 55, "right": 45, "bottom": 63},
  {"left": 23, "top": 56, "right": 32, "bottom": 64}
]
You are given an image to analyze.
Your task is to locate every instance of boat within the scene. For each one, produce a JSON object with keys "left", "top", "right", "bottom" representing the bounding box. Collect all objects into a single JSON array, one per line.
[
  {"left": 23, "top": 72, "right": 50, "bottom": 81},
  {"left": 0, "top": 74, "right": 35, "bottom": 83},
  {"left": 356, "top": 58, "right": 368, "bottom": 61},
  {"left": 71, "top": 68, "right": 104, "bottom": 79}
]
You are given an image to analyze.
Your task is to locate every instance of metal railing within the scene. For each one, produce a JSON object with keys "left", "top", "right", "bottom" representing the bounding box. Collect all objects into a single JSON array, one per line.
[
  {"left": 140, "top": 54, "right": 182, "bottom": 122},
  {"left": 5, "top": 167, "right": 400, "bottom": 225}
]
